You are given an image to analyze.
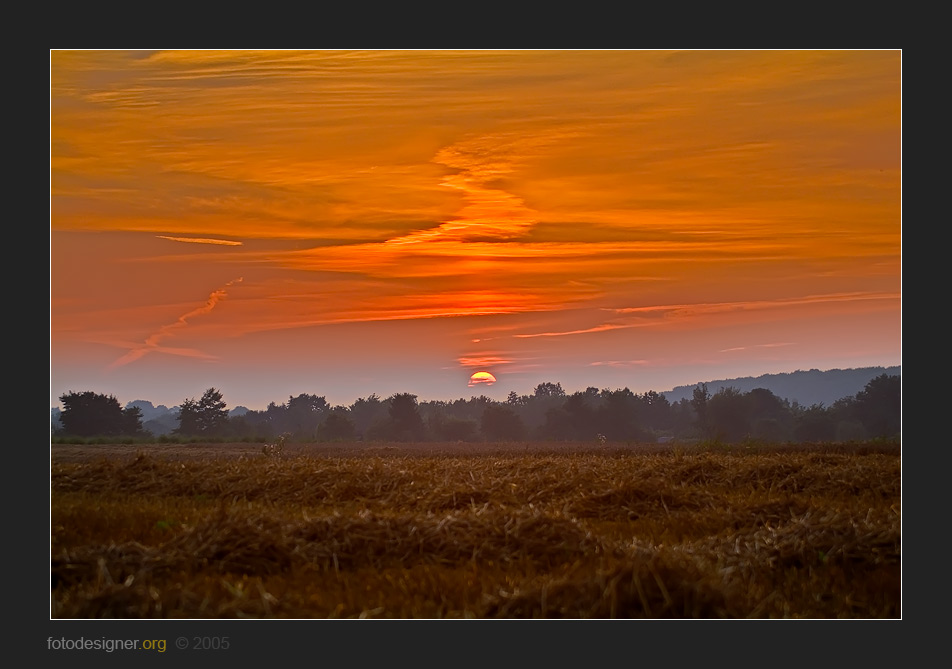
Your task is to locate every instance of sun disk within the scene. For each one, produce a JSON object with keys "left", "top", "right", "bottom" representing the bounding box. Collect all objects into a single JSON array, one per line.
[{"left": 468, "top": 371, "right": 497, "bottom": 386}]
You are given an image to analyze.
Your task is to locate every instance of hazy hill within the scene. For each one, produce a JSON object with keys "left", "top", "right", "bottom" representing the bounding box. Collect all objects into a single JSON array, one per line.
[
  {"left": 126, "top": 400, "right": 176, "bottom": 421},
  {"left": 662, "top": 366, "right": 901, "bottom": 408}
]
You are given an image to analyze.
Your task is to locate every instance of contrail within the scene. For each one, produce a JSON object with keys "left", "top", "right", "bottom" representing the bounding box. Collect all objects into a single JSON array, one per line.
[
  {"left": 108, "top": 277, "right": 243, "bottom": 369},
  {"left": 156, "top": 235, "right": 243, "bottom": 246}
]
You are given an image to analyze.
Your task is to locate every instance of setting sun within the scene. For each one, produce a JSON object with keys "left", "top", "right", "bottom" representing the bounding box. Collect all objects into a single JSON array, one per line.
[{"left": 469, "top": 371, "right": 497, "bottom": 387}]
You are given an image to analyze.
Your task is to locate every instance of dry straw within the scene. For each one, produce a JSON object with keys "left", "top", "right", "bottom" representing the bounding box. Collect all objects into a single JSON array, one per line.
[{"left": 51, "top": 441, "right": 901, "bottom": 618}]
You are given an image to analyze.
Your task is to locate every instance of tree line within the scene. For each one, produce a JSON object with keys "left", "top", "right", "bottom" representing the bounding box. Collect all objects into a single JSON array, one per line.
[{"left": 53, "top": 374, "right": 900, "bottom": 444}]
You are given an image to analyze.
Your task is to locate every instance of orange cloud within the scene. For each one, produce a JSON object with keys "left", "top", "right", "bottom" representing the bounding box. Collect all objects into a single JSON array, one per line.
[
  {"left": 157, "top": 236, "right": 243, "bottom": 246},
  {"left": 719, "top": 343, "right": 795, "bottom": 353},
  {"left": 458, "top": 355, "right": 513, "bottom": 368},
  {"left": 589, "top": 360, "right": 649, "bottom": 368},
  {"left": 511, "top": 292, "right": 900, "bottom": 340}
]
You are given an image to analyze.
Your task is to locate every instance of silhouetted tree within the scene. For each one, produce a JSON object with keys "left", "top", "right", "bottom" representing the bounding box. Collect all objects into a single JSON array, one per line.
[
  {"left": 637, "top": 390, "right": 673, "bottom": 434},
  {"left": 175, "top": 388, "right": 228, "bottom": 436},
  {"left": 350, "top": 394, "right": 387, "bottom": 438},
  {"left": 197, "top": 387, "right": 228, "bottom": 435},
  {"left": 707, "top": 387, "right": 748, "bottom": 442},
  {"left": 235, "top": 401, "right": 281, "bottom": 440},
  {"left": 598, "top": 388, "right": 644, "bottom": 441},
  {"left": 853, "top": 374, "right": 901, "bottom": 438},
  {"left": 746, "top": 388, "right": 791, "bottom": 441},
  {"left": 560, "top": 391, "right": 598, "bottom": 440},
  {"left": 506, "top": 390, "right": 527, "bottom": 406},
  {"left": 669, "top": 398, "right": 696, "bottom": 439},
  {"left": 481, "top": 404, "right": 526, "bottom": 441},
  {"left": 388, "top": 393, "right": 426, "bottom": 441},
  {"left": 174, "top": 398, "right": 201, "bottom": 436},
  {"left": 58, "top": 391, "right": 144, "bottom": 437},
  {"left": 794, "top": 403, "right": 836, "bottom": 442},
  {"left": 284, "top": 393, "right": 329, "bottom": 439},
  {"left": 690, "top": 383, "right": 711, "bottom": 437},
  {"left": 318, "top": 411, "right": 356, "bottom": 441},
  {"left": 427, "top": 408, "right": 478, "bottom": 441},
  {"left": 829, "top": 396, "right": 868, "bottom": 441},
  {"left": 533, "top": 382, "right": 565, "bottom": 398},
  {"left": 539, "top": 405, "right": 573, "bottom": 440},
  {"left": 444, "top": 418, "right": 479, "bottom": 441},
  {"left": 424, "top": 396, "right": 494, "bottom": 426}
]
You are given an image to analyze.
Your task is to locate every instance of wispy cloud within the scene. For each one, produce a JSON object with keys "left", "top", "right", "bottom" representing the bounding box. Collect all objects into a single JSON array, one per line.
[
  {"left": 514, "top": 323, "right": 632, "bottom": 339},
  {"left": 458, "top": 355, "right": 514, "bottom": 368},
  {"left": 511, "top": 292, "right": 900, "bottom": 339},
  {"left": 384, "top": 134, "right": 542, "bottom": 246},
  {"left": 107, "top": 278, "right": 243, "bottom": 369},
  {"left": 719, "top": 342, "right": 795, "bottom": 353},
  {"left": 157, "top": 235, "right": 243, "bottom": 246},
  {"left": 589, "top": 360, "right": 649, "bottom": 368},
  {"left": 609, "top": 292, "right": 900, "bottom": 317}
]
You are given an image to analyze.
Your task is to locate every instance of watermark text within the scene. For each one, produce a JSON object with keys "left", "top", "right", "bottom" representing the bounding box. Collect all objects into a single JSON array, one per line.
[{"left": 48, "top": 637, "right": 167, "bottom": 653}]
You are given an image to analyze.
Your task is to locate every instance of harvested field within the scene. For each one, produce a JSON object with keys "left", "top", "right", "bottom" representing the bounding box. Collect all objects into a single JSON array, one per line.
[{"left": 50, "top": 441, "right": 901, "bottom": 618}]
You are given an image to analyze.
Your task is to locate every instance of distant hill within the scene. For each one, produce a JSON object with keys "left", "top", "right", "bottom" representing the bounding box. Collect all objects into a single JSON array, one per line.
[
  {"left": 662, "top": 366, "right": 901, "bottom": 408},
  {"left": 51, "top": 400, "right": 256, "bottom": 437},
  {"left": 126, "top": 400, "right": 176, "bottom": 421}
]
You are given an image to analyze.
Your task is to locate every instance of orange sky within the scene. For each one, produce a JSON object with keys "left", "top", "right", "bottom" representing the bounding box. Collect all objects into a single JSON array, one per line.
[{"left": 50, "top": 50, "right": 901, "bottom": 410}]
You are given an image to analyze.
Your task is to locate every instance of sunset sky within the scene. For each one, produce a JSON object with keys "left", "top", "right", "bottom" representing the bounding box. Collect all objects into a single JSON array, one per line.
[{"left": 50, "top": 50, "right": 901, "bottom": 411}]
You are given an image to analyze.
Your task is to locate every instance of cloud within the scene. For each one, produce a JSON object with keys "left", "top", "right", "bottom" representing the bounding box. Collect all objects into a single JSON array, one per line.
[
  {"left": 589, "top": 360, "right": 649, "bottom": 368},
  {"left": 458, "top": 355, "right": 513, "bottom": 368},
  {"left": 609, "top": 292, "right": 899, "bottom": 318},
  {"left": 514, "top": 323, "right": 632, "bottom": 339},
  {"left": 381, "top": 133, "right": 542, "bottom": 247},
  {"left": 511, "top": 292, "right": 900, "bottom": 340},
  {"left": 157, "top": 235, "right": 243, "bottom": 246},
  {"left": 719, "top": 342, "right": 795, "bottom": 353},
  {"left": 107, "top": 278, "right": 243, "bottom": 369}
]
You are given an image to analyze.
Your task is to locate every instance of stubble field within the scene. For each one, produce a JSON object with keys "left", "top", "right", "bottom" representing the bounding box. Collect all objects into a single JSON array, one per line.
[{"left": 50, "top": 440, "right": 901, "bottom": 618}]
